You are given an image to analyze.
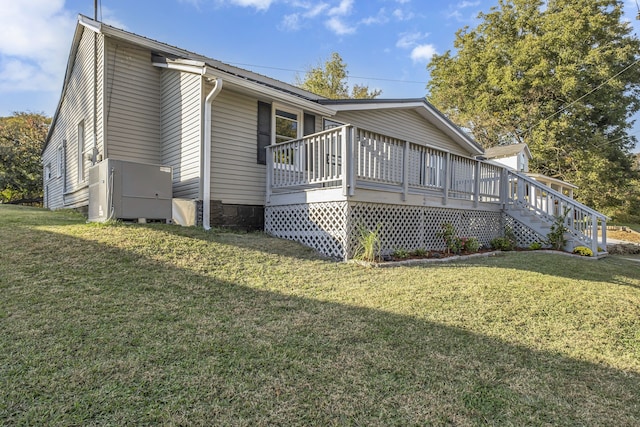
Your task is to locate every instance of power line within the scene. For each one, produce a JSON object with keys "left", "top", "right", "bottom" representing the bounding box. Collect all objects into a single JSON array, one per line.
[
  {"left": 226, "top": 62, "right": 428, "bottom": 85},
  {"left": 522, "top": 57, "right": 640, "bottom": 135}
]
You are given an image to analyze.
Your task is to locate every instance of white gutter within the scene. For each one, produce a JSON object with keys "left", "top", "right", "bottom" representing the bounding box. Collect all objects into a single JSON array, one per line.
[{"left": 203, "top": 78, "right": 223, "bottom": 230}]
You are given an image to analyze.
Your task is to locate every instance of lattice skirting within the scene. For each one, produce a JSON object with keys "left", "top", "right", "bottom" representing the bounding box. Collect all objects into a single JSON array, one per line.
[
  {"left": 503, "top": 214, "right": 547, "bottom": 248},
  {"left": 265, "top": 202, "right": 349, "bottom": 259},
  {"left": 266, "top": 201, "right": 503, "bottom": 260}
]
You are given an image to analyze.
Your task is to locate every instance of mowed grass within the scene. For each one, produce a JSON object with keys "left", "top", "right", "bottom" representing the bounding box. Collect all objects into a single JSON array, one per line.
[{"left": 1, "top": 205, "right": 639, "bottom": 426}]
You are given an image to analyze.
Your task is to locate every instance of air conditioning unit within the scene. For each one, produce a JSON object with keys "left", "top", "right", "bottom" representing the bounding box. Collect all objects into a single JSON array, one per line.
[{"left": 88, "top": 159, "right": 172, "bottom": 222}]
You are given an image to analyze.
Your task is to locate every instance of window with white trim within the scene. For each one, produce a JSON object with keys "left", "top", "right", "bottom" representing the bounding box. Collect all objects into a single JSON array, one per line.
[
  {"left": 56, "top": 145, "right": 64, "bottom": 178},
  {"left": 78, "top": 121, "right": 86, "bottom": 183},
  {"left": 45, "top": 163, "right": 51, "bottom": 181}
]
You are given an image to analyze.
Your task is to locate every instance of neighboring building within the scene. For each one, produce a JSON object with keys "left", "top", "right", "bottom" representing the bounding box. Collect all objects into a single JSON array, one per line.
[
  {"left": 484, "top": 143, "right": 577, "bottom": 198},
  {"left": 43, "top": 15, "right": 607, "bottom": 258}
]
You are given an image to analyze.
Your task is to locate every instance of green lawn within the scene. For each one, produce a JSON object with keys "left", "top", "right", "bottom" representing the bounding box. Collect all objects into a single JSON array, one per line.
[{"left": 1, "top": 205, "right": 639, "bottom": 425}]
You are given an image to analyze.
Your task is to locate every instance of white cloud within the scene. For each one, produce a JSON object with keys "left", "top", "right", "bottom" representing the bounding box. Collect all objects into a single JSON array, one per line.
[
  {"left": 280, "top": 13, "right": 302, "bottom": 30},
  {"left": 457, "top": 1, "right": 480, "bottom": 8},
  {"left": 392, "top": 8, "right": 414, "bottom": 21},
  {"left": 0, "top": 0, "right": 75, "bottom": 93},
  {"left": 325, "top": 16, "right": 355, "bottom": 34},
  {"left": 361, "top": 8, "right": 389, "bottom": 25},
  {"left": 396, "top": 31, "right": 428, "bottom": 49},
  {"left": 410, "top": 44, "right": 437, "bottom": 63},
  {"left": 328, "top": 0, "right": 353, "bottom": 16},
  {"left": 229, "top": 0, "right": 274, "bottom": 10}
]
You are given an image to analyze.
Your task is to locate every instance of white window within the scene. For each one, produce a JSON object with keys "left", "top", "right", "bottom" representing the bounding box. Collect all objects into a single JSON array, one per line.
[
  {"left": 78, "top": 121, "right": 86, "bottom": 183},
  {"left": 323, "top": 118, "right": 344, "bottom": 130},
  {"left": 57, "top": 145, "right": 64, "bottom": 178},
  {"left": 45, "top": 163, "right": 51, "bottom": 181},
  {"left": 274, "top": 107, "right": 302, "bottom": 145}
]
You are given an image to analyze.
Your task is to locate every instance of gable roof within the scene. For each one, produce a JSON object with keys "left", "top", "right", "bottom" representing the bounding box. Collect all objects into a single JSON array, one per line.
[
  {"left": 46, "top": 15, "right": 485, "bottom": 157},
  {"left": 484, "top": 143, "right": 532, "bottom": 160},
  {"left": 319, "top": 99, "right": 484, "bottom": 155}
]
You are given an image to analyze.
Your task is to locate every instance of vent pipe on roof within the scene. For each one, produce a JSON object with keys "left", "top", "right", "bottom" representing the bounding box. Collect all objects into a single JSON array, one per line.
[{"left": 202, "top": 78, "right": 223, "bottom": 230}]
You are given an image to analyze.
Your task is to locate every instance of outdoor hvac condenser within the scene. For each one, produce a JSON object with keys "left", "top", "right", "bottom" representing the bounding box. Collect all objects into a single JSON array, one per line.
[{"left": 88, "top": 159, "right": 172, "bottom": 222}]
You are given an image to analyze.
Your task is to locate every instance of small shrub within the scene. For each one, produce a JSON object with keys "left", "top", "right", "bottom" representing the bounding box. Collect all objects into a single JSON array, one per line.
[
  {"left": 529, "top": 242, "right": 543, "bottom": 250},
  {"left": 436, "top": 223, "right": 458, "bottom": 254},
  {"left": 355, "top": 224, "right": 382, "bottom": 262},
  {"left": 490, "top": 237, "right": 514, "bottom": 251},
  {"left": 411, "top": 248, "right": 428, "bottom": 257},
  {"left": 547, "top": 210, "right": 569, "bottom": 251},
  {"left": 462, "top": 237, "right": 480, "bottom": 253},
  {"left": 392, "top": 248, "right": 410, "bottom": 259},
  {"left": 572, "top": 246, "right": 593, "bottom": 257}
]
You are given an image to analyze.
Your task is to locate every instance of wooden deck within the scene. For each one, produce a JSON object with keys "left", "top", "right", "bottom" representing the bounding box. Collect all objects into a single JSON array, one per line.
[{"left": 265, "top": 125, "right": 607, "bottom": 259}]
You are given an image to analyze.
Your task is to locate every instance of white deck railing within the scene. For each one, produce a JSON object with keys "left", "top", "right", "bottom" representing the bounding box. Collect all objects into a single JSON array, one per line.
[
  {"left": 266, "top": 125, "right": 502, "bottom": 204},
  {"left": 266, "top": 125, "right": 608, "bottom": 256},
  {"left": 506, "top": 171, "right": 607, "bottom": 254}
]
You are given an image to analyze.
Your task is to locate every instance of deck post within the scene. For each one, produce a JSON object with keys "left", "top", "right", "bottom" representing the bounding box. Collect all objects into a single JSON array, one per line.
[
  {"left": 342, "top": 126, "right": 355, "bottom": 197},
  {"left": 266, "top": 145, "right": 273, "bottom": 203},
  {"left": 402, "top": 140, "right": 409, "bottom": 201},
  {"left": 591, "top": 217, "right": 599, "bottom": 256},
  {"left": 500, "top": 168, "right": 508, "bottom": 209},
  {"left": 474, "top": 161, "right": 481, "bottom": 207},
  {"left": 442, "top": 152, "right": 450, "bottom": 205}
]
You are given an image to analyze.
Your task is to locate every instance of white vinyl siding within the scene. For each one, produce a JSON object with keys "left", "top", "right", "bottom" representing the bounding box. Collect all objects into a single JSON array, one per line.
[
  {"left": 42, "top": 27, "right": 104, "bottom": 209},
  {"left": 161, "top": 70, "right": 202, "bottom": 199},
  {"left": 105, "top": 40, "right": 162, "bottom": 164},
  {"left": 333, "top": 109, "right": 471, "bottom": 156},
  {"left": 210, "top": 88, "right": 265, "bottom": 205}
]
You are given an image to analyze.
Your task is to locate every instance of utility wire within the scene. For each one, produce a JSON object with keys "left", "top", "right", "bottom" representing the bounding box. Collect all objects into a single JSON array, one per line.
[
  {"left": 522, "top": 57, "right": 640, "bottom": 136},
  {"left": 227, "top": 62, "right": 428, "bottom": 85}
]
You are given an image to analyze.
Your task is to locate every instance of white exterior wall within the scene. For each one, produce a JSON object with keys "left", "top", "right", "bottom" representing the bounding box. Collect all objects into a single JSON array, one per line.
[
  {"left": 105, "top": 39, "right": 162, "bottom": 164},
  {"left": 332, "top": 109, "right": 471, "bottom": 156},
  {"left": 209, "top": 88, "right": 264, "bottom": 206},
  {"left": 43, "top": 28, "right": 105, "bottom": 209},
  {"left": 161, "top": 70, "right": 202, "bottom": 199}
]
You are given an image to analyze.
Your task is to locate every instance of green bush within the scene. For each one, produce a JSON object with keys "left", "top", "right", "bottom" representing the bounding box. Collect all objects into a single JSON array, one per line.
[
  {"left": 411, "top": 248, "right": 428, "bottom": 257},
  {"left": 490, "top": 237, "right": 514, "bottom": 251},
  {"left": 572, "top": 246, "right": 593, "bottom": 257},
  {"left": 462, "top": 237, "right": 480, "bottom": 253},
  {"left": 392, "top": 248, "right": 410, "bottom": 259},
  {"left": 529, "top": 242, "right": 543, "bottom": 250},
  {"left": 354, "top": 224, "right": 382, "bottom": 262}
]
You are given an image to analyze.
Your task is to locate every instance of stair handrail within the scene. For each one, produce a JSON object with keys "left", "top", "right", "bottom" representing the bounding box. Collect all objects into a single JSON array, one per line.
[{"left": 506, "top": 170, "right": 608, "bottom": 221}]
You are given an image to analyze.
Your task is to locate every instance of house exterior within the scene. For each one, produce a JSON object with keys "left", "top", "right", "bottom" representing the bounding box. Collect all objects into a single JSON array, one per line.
[
  {"left": 484, "top": 143, "right": 577, "bottom": 198},
  {"left": 43, "top": 15, "right": 608, "bottom": 258}
]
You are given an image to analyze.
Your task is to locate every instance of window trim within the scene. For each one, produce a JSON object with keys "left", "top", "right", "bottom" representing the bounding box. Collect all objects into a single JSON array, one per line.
[
  {"left": 45, "top": 163, "right": 52, "bottom": 181},
  {"left": 272, "top": 103, "right": 303, "bottom": 145},
  {"left": 56, "top": 144, "right": 64, "bottom": 178},
  {"left": 77, "top": 121, "right": 85, "bottom": 183}
]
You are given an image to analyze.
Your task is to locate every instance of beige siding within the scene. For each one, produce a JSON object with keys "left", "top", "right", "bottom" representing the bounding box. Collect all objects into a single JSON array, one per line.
[
  {"left": 161, "top": 70, "right": 202, "bottom": 199},
  {"left": 210, "top": 88, "right": 264, "bottom": 205},
  {"left": 105, "top": 39, "right": 162, "bottom": 164},
  {"left": 43, "top": 28, "right": 105, "bottom": 209},
  {"left": 332, "top": 109, "right": 470, "bottom": 156}
]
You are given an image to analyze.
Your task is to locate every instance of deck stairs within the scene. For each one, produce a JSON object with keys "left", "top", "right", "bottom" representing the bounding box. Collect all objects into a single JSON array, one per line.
[{"left": 505, "top": 171, "right": 608, "bottom": 256}]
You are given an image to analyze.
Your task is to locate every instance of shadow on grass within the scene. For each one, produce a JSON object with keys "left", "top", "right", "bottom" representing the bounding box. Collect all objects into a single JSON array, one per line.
[{"left": 1, "top": 224, "right": 639, "bottom": 426}]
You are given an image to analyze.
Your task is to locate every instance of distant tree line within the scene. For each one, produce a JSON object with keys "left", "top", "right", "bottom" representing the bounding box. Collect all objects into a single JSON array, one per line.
[{"left": 0, "top": 112, "right": 50, "bottom": 204}]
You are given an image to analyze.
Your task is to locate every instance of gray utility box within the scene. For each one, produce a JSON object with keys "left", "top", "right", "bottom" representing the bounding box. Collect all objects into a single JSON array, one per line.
[{"left": 88, "top": 159, "right": 172, "bottom": 222}]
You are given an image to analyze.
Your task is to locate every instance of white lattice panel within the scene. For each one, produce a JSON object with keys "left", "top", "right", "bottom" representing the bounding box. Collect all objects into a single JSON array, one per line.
[
  {"left": 503, "top": 214, "right": 546, "bottom": 247},
  {"left": 267, "top": 201, "right": 504, "bottom": 260},
  {"left": 265, "top": 202, "right": 348, "bottom": 259},
  {"left": 347, "top": 203, "right": 503, "bottom": 257}
]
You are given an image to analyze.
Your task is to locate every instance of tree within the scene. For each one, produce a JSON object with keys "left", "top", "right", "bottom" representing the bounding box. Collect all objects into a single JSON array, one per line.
[
  {"left": 427, "top": 0, "right": 640, "bottom": 212},
  {"left": 297, "top": 52, "right": 382, "bottom": 99},
  {"left": 0, "top": 112, "right": 51, "bottom": 203}
]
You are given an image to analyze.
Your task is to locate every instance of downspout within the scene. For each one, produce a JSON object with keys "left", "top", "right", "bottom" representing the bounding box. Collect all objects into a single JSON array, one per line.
[{"left": 203, "top": 78, "right": 223, "bottom": 230}]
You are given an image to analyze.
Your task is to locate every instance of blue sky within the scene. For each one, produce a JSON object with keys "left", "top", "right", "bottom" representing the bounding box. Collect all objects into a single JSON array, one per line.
[{"left": 2, "top": 0, "right": 640, "bottom": 150}]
